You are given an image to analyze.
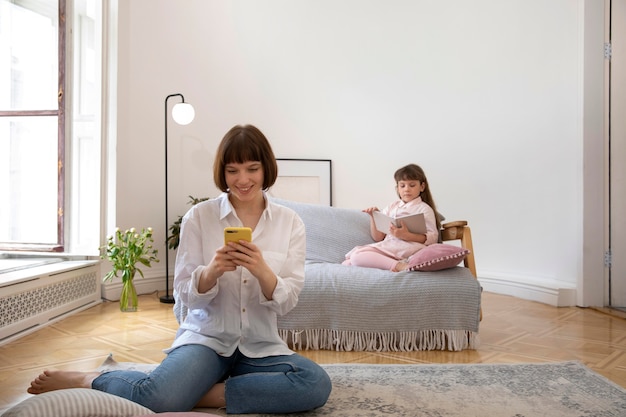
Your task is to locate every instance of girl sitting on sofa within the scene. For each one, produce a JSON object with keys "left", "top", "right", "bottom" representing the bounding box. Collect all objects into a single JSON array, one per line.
[{"left": 342, "top": 163, "right": 440, "bottom": 272}]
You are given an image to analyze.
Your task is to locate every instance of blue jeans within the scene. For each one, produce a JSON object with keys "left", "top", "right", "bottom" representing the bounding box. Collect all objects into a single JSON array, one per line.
[{"left": 92, "top": 344, "right": 332, "bottom": 414}]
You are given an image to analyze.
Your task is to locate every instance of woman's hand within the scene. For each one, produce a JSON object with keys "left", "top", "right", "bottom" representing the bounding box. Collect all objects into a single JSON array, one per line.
[
  {"left": 225, "top": 240, "right": 263, "bottom": 273},
  {"left": 225, "top": 240, "right": 277, "bottom": 299},
  {"left": 197, "top": 246, "right": 239, "bottom": 293}
]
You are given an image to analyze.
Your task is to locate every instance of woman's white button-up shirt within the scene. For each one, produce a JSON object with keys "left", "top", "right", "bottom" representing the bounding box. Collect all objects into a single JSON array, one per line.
[{"left": 169, "top": 192, "right": 305, "bottom": 358}]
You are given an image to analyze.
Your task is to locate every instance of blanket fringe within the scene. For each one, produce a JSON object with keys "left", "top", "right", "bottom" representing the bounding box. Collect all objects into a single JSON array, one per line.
[{"left": 279, "top": 329, "right": 479, "bottom": 352}]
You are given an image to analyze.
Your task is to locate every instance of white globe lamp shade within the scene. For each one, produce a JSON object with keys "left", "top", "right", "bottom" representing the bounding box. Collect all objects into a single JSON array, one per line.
[{"left": 172, "top": 102, "right": 195, "bottom": 125}]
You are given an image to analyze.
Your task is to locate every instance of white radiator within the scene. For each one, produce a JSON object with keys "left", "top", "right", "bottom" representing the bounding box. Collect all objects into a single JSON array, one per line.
[{"left": 0, "top": 260, "right": 101, "bottom": 345}]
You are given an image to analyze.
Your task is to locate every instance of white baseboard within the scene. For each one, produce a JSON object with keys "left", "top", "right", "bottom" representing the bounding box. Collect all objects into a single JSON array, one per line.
[{"left": 478, "top": 273, "right": 577, "bottom": 307}]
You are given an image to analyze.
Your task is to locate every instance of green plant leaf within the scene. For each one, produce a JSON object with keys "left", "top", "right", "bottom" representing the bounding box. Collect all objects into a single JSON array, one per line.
[
  {"left": 98, "top": 227, "right": 158, "bottom": 283},
  {"left": 167, "top": 195, "right": 210, "bottom": 250}
]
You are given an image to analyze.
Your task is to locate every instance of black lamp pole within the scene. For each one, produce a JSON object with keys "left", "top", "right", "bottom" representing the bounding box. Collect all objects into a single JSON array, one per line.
[{"left": 160, "top": 93, "right": 186, "bottom": 304}]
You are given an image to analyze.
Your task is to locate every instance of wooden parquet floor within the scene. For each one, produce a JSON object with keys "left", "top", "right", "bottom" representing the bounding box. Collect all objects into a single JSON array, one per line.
[{"left": 1, "top": 291, "right": 626, "bottom": 413}]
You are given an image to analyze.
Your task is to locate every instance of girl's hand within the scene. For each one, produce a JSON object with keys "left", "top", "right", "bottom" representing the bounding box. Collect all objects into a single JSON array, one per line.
[
  {"left": 365, "top": 207, "right": 386, "bottom": 242},
  {"left": 389, "top": 221, "right": 409, "bottom": 240},
  {"left": 389, "top": 221, "right": 426, "bottom": 243}
]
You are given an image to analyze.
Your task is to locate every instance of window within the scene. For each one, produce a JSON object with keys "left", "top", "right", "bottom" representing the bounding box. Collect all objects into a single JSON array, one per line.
[{"left": 0, "top": 0, "right": 102, "bottom": 255}]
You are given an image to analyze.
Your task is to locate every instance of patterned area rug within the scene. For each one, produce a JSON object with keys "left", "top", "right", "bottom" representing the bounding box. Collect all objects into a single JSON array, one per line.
[
  {"left": 207, "top": 361, "right": 626, "bottom": 417},
  {"left": 99, "top": 358, "right": 626, "bottom": 416}
]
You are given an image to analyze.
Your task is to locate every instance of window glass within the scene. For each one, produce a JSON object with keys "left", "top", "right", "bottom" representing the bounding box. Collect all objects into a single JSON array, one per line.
[
  {"left": 70, "top": 0, "right": 102, "bottom": 255},
  {"left": 0, "top": 0, "right": 58, "bottom": 111},
  {"left": 0, "top": 116, "right": 59, "bottom": 244}
]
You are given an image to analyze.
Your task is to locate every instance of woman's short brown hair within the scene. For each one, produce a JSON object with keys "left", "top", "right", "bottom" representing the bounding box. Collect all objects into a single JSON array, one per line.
[{"left": 213, "top": 124, "right": 278, "bottom": 192}]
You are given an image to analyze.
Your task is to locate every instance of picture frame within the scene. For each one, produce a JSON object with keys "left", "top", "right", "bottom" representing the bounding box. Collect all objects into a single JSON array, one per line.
[{"left": 269, "top": 159, "right": 332, "bottom": 206}]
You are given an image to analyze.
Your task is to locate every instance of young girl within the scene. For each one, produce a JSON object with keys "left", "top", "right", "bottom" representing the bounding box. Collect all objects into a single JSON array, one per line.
[
  {"left": 27, "top": 125, "right": 332, "bottom": 414},
  {"left": 343, "top": 163, "right": 440, "bottom": 272}
]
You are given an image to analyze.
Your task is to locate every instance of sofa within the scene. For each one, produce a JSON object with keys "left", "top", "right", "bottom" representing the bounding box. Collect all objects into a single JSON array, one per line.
[{"left": 270, "top": 198, "right": 482, "bottom": 352}]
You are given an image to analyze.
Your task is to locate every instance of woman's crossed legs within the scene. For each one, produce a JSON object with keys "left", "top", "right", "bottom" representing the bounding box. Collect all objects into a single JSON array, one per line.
[{"left": 28, "top": 344, "right": 331, "bottom": 414}]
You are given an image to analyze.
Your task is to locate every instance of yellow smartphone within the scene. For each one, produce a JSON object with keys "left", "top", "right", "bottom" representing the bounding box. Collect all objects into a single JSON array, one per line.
[{"left": 224, "top": 227, "right": 252, "bottom": 245}]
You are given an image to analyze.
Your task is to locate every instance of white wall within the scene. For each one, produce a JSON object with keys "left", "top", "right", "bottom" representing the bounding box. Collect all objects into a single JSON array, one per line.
[{"left": 111, "top": 0, "right": 606, "bottom": 306}]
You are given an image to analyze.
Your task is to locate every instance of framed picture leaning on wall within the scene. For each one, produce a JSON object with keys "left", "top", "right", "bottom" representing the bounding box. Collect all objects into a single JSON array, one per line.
[{"left": 269, "top": 159, "right": 332, "bottom": 206}]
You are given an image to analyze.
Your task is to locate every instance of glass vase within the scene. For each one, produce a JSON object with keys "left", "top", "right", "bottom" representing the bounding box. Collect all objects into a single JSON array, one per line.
[{"left": 120, "top": 277, "right": 138, "bottom": 312}]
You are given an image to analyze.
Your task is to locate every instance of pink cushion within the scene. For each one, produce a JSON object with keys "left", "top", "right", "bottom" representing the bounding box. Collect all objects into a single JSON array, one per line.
[{"left": 408, "top": 243, "right": 470, "bottom": 272}]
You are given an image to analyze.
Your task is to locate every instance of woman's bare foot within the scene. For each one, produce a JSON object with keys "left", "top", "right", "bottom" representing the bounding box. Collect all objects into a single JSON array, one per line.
[{"left": 27, "top": 370, "right": 100, "bottom": 394}]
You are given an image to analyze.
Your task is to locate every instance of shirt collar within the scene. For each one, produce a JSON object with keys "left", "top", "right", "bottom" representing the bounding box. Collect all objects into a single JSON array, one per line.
[
  {"left": 398, "top": 195, "right": 423, "bottom": 208},
  {"left": 218, "top": 191, "right": 273, "bottom": 222}
]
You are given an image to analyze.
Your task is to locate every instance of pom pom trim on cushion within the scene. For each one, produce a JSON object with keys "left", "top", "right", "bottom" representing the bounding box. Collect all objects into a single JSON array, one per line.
[{"left": 408, "top": 243, "right": 470, "bottom": 272}]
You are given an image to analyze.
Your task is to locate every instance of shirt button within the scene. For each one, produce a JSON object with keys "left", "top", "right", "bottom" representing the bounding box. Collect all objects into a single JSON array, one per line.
[{"left": 242, "top": 308, "right": 246, "bottom": 313}]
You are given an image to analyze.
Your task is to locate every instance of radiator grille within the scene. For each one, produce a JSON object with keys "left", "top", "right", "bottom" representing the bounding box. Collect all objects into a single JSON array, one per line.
[{"left": 0, "top": 271, "right": 98, "bottom": 328}]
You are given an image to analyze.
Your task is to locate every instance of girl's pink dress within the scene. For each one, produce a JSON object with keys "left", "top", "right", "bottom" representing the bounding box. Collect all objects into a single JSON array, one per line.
[{"left": 344, "top": 196, "right": 438, "bottom": 262}]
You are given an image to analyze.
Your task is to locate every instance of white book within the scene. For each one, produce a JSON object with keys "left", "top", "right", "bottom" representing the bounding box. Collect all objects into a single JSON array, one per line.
[{"left": 372, "top": 210, "right": 426, "bottom": 235}]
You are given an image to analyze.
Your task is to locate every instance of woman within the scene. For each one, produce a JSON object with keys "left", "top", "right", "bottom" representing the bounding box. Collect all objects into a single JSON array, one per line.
[{"left": 28, "top": 124, "right": 332, "bottom": 414}]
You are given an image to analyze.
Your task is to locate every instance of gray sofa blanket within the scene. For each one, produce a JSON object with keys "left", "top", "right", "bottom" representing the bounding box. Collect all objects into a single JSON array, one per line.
[{"left": 278, "top": 262, "right": 480, "bottom": 351}]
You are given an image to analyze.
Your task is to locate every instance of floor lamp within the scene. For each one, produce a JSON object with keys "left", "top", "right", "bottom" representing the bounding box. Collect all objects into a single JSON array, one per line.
[{"left": 161, "top": 93, "right": 195, "bottom": 304}]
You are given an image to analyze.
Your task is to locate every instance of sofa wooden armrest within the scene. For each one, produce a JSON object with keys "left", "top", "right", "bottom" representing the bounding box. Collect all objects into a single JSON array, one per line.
[
  {"left": 441, "top": 221, "right": 476, "bottom": 278},
  {"left": 441, "top": 220, "right": 481, "bottom": 320}
]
